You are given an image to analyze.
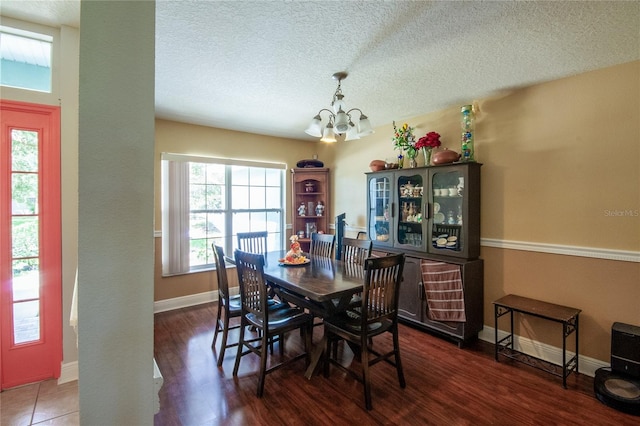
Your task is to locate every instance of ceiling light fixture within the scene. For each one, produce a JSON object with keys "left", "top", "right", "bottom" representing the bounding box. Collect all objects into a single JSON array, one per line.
[{"left": 305, "top": 72, "right": 374, "bottom": 142}]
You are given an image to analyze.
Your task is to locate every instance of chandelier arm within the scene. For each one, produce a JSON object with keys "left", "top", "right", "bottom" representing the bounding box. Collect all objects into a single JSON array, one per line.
[{"left": 315, "top": 108, "right": 337, "bottom": 120}]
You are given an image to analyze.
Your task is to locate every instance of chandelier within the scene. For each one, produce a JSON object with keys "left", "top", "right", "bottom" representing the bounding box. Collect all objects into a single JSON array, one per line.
[{"left": 304, "top": 72, "right": 374, "bottom": 142}]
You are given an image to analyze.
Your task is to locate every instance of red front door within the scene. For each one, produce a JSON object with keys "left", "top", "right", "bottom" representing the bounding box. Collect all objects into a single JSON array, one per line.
[{"left": 0, "top": 100, "right": 62, "bottom": 389}]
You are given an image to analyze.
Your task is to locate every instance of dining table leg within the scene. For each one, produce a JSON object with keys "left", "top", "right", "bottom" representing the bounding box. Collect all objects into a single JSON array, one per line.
[{"left": 304, "top": 335, "right": 327, "bottom": 379}]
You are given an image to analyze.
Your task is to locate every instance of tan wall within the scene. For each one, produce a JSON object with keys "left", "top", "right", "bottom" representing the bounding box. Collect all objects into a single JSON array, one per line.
[
  {"left": 330, "top": 60, "right": 640, "bottom": 362},
  {"left": 153, "top": 61, "right": 639, "bottom": 362}
]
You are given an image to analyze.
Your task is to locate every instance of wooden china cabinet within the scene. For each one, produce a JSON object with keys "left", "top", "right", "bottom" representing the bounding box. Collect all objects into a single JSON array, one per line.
[
  {"left": 291, "top": 168, "right": 330, "bottom": 252},
  {"left": 366, "top": 162, "right": 483, "bottom": 346}
]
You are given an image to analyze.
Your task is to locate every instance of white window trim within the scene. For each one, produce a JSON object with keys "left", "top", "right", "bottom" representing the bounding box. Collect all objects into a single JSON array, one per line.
[{"left": 161, "top": 153, "right": 286, "bottom": 276}]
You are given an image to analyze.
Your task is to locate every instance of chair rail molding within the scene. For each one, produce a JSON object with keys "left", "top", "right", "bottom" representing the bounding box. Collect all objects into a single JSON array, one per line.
[{"left": 481, "top": 238, "right": 639, "bottom": 263}]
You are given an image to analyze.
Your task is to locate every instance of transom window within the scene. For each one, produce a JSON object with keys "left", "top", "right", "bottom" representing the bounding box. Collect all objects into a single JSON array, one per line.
[
  {"left": 0, "top": 27, "right": 53, "bottom": 93},
  {"left": 161, "top": 153, "right": 285, "bottom": 275}
]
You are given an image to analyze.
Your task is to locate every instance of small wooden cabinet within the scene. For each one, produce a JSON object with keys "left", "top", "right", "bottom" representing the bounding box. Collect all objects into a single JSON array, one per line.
[
  {"left": 366, "top": 162, "right": 483, "bottom": 346},
  {"left": 291, "top": 168, "right": 330, "bottom": 252}
]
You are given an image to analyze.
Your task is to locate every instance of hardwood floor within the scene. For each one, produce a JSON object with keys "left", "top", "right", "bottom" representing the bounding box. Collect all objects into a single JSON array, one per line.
[{"left": 153, "top": 302, "right": 637, "bottom": 425}]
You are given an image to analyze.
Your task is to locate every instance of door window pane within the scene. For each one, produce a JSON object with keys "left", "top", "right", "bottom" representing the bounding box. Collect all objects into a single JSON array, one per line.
[
  {"left": 12, "top": 173, "right": 38, "bottom": 214},
  {"left": 12, "top": 259, "right": 40, "bottom": 301},
  {"left": 11, "top": 130, "right": 38, "bottom": 171},
  {"left": 12, "top": 216, "right": 39, "bottom": 258},
  {"left": 13, "top": 300, "right": 41, "bottom": 344}
]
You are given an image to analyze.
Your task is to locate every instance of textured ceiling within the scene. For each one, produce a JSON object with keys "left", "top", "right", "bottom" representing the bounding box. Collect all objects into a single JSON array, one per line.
[{"left": 2, "top": 1, "right": 639, "bottom": 141}]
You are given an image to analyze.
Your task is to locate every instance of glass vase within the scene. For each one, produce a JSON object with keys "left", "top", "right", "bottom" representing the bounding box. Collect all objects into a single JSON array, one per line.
[
  {"left": 422, "top": 148, "right": 432, "bottom": 166},
  {"left": 461, "top": 104, "right": 475, "bottom": 161},
  {"left": 408, "top": 156, "right": 417, "bottom": 168}
]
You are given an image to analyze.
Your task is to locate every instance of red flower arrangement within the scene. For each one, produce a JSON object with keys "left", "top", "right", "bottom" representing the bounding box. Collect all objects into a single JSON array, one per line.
[{"left": 416, "top": 131, "right": 441, "bottom": 149}]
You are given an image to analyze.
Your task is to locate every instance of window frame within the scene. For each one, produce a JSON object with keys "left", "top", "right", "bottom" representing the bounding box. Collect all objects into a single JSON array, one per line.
[{"left": 161, "top": 153, "right": 286, "bottom": 276}]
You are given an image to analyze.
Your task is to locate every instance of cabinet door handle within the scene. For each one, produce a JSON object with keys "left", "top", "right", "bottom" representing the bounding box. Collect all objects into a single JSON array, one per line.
[
  {"left": 425, "top": 202, "right": 431, "bottom": 219},
  {"left": 391, "top": 202, "right": 395, "bottom": 218}
]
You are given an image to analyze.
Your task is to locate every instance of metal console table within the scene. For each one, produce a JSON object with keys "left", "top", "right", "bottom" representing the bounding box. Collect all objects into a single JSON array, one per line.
[{"left": 494, "top": 294, "right": 581, "bottom": 388}]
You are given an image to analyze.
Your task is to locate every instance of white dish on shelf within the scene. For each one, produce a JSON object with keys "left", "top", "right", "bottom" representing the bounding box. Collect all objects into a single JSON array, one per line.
[
  {"left": 433, "top": 202, "right": 440, "bottom": 214},
  {"left": 434, "top": 213, "right": 445, "bottom": 224}
]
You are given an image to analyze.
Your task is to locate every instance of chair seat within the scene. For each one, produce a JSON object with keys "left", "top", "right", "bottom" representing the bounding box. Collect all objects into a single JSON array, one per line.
[
  {"left": 246, "top": 307, "right": 313, "bottom": 334},
  {"left": 267, "top": 298, "right": 289, "bottom": 310},
  {"left": 227, "top": 295, "right": 286, "bottom": 316},
  {"left": 325, "top": 311, "right": 390, "bottom": 337}
]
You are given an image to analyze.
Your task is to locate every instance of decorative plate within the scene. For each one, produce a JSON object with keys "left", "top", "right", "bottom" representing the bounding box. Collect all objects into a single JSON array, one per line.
[{"left": 279, "top": 259, "right": 311, "bottom": 266}]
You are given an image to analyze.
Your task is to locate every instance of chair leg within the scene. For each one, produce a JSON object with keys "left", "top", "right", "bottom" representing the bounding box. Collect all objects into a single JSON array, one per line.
[
  {"left": 361, "top": 343, "right": 373, "bottom": 410},
  {"left": 232, "top": 320, "right": 246, "bottom": 377},
  {"left": 393, "top": 326, "right": 406, "bottom": 388},
  {"left": 279, "top": 333, "right": 285, "bottom": 357},
  {"left": 217, "top": 313, "right": 231, "bottom": 367},
  {"left": 257, "top": 331, "right": 269, "bottom": 397},
  {"left": 323, "top": 333, "right": 332, "bottom": 378},
  {"left": 304, "top": 323, "right": 312, "bottom": 367},
  {"left": 212, "top": 304, "right": 222, "bottom": 348}
]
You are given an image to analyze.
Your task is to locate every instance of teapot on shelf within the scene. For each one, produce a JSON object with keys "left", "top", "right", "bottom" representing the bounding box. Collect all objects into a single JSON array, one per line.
[{"left": 399, "top": 181, "right": 414, "bottom": 197}]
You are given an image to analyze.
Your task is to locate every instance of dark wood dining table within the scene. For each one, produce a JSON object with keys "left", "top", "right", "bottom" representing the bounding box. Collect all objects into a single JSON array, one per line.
[{"left": 262, "top": 250, "right": 365, "bottom": 378}]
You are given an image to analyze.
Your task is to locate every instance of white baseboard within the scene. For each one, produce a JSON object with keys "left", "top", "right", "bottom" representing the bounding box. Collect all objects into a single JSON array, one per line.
[
  {"left": 479, "top": 326, "right": 607, "bottom": 377},
  {"left": 58, "top": 360, "right": 78, "bottom": 384},
  {"left": 153, "top": 290, "right": 219, "bottom": 313}
]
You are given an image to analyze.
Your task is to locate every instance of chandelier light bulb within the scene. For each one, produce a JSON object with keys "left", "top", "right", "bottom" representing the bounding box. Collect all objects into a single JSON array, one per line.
[
  {"left": 304, "top": 114, "right": 323, "bottom": 137},
  {"left": 320, "top": 123, "right": 337, "bottom": 143}
]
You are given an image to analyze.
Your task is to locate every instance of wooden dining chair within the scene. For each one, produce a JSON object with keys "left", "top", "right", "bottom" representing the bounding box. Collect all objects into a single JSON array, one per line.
[
  {"left": 236, "top": 231, "right": 268, "bottom": 254},
  {"left": 341, "top": 237, "right": 372, "bottom": 265},
  {"left": 323, "top": 253, "right": 406, "bottom": 411},
  {"left": 212, "top": 244, "right": 287, "bottom": 366},
  {"left": 309, "top": 232, "right": 335, "bottom": 258},
  {"left": 232, "top": 250, "right": 313, "bottom": 397},
  {"left": 211, "top": 244, "right": 242, "bottom": 367}
]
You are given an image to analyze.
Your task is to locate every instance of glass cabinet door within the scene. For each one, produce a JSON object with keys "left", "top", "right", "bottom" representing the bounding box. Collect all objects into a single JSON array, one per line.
[
  {"left": 395, "top": 172, "right": 425, "bottom": 249},
  {"left": 367, "top": 174, "right": 392, "bottom": 246},
  {"left": 429, "top": 168, "right": 465, "bottom": 255}
]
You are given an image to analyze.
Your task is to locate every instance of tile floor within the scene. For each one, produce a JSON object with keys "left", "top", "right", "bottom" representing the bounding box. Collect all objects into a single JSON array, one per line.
[{"left": 0, "top": 379, "right": 79, "bottom": 426}]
